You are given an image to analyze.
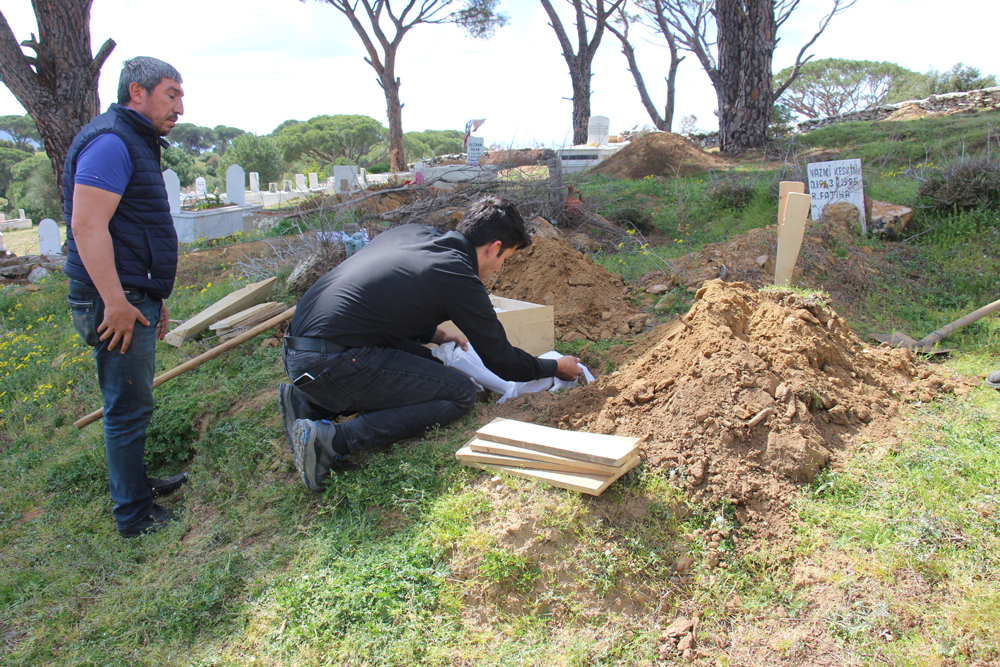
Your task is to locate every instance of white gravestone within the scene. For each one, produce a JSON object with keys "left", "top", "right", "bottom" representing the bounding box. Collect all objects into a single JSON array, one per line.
[
  {"left": 466, "top": 137, "right": 485, "bottom": 166},
  {"left": 283, "top": 179, "right": 293, "bottom": 191},
  {"left": 587, "top": 116, "right": 610, "bottom": 145},
  {"left": 295, "top": 174, "right": 307, "bottom": 191},
  {"left": 18, "top": 209, "right": 26, "bottom": 220},
  {"left": 162, "top": 169, "right": 181, "bottom": 215},
  {"left": 249, "top": 172, "right": 260, "bottom": 192},
  {"left": 38, "top": 218, "right": 60, "bottom": 255},
  {"left": 0, "top": 214, "right": 5, "bottom": 221},
  {"left": 195, "top": 177, "right": 207, "bottom": 197},
  {"left": 269, "top": 182, "right": 277, "bottom": 192},
  {"left": 332, "top": 166, "right": 360, "bottom": 194},
  {"left": 807, "top": 159, "right": 866, "bottom": 234},
  {"left": 226, "top": 164, "right": 245, "bottom": 206},
  {"left": 308, "top": 172, "right": 319, "bottom": 189}
]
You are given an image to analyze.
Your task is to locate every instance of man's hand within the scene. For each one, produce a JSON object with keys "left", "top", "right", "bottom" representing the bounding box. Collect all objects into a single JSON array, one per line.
[
  {"left": 431, "top": 327, "right": 469, "bottom": 351},
  {"left": 555, "top": 354, "right": 582, "bottom": 381},
  {"left": 156, "top": 302, "right": 170, "bottom": 341},
  {"left": 99, "top": 297, "right": 150, "bottom": 353}
]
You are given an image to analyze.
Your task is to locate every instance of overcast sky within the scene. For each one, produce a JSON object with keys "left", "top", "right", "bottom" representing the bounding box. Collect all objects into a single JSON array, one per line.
[{"left": 1, "top": 0, "right": 997, "bottom": 148}]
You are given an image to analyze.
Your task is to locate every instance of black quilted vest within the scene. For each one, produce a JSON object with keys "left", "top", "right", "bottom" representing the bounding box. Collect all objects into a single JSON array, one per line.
[{"left": 63, "top": 104, "right": 178, "bottom": 300}]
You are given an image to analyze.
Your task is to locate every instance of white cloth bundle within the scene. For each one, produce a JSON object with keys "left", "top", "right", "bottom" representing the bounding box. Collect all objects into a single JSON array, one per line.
[{"left": 431, "top": 342, "right": 594, "bottom": 403}]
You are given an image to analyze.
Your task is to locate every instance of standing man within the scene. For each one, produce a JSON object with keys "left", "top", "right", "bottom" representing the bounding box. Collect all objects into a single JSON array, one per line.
[
  {"left": 279, "top": 196, "right": 582, "bottom": 491},
  {"left": 64, "top": 57, "right": 187, "bottom": 537}
]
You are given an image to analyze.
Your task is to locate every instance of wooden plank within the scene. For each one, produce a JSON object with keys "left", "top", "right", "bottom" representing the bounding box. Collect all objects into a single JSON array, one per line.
[
  {"left": 468, "top": 438, "right": 637, "bottom": 475},
  {"left": 465, "top": 455, "right": 641, "bottom": 496},
  {"left": 209, "top": 302, "right": 279, "bottom": 330},
  {"left": 215, "top": 303, "right": 288, "bottom": 340},
  {"left": 773, "top": 192, "right": 811, "bottom": 287},
  {"left": 476, "top": 417, "right": 639, "bottom": 466},
  {"left": 776, "top": 181, "right": 805, "bottom": 241},
  {"left": 164, "top": 277, "right": 276, "bottom": 347},
  {"left": 458, "top": 440, "right": 638, "bottom": 474},
  {"left": 438, "top": 295, "right": 554, "bottom": 357}
]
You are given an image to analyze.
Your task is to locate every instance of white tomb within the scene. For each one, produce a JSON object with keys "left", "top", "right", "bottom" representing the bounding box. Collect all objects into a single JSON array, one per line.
[
  {"left": 308, "top": 172, "right": 319, "bottom": 189},
  {"left": 332, "top": 165, "right": 361, "bottom": 194},
  {"left": 226, "top": 164, "right": 245, "bottom": 206},
  {"left": 295, "top": 174, "right": 307, "bottom": 191},
  {"left": 807, "top": 159, "right": 866, "bottom": 234},
  {"left": 466, "top": 137, "right": 485, "bottom": 166},
  {"left": 587, "top": 116, "right": 610, "bottom": 145},
  {"left": 249, "top": 172, "right": 260, "bottom": 192},
  {"left": 38, "top": 218, "right": 61, "bottom": 255},
  {"left": 195, "top": 177, "right": 207, "bottom": 197}
]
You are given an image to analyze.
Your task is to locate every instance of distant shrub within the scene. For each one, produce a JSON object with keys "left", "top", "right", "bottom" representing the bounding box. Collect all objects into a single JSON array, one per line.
[
  {"left": 603, "top": 202, "right": 654, "bottom": 234},
  {"left": 218, "top": 133, "right": 285, "bottom": 187},
  {"left": 917, "top": 159, "right": 1000, "bottom": 211},
  {"left": 367, "top": 163, "right": 390, "bottom": 174},
  {"left": 767, "top": 167, "right": 809, "bottom": 200},
  {"left": 707, "top": 173, "right": 755, "bottom": 210}
]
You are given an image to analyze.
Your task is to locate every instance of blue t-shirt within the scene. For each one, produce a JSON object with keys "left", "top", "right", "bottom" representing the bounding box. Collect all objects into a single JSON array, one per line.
[{"left": 74, "top": 108, "right": 153, "bottom": 195}]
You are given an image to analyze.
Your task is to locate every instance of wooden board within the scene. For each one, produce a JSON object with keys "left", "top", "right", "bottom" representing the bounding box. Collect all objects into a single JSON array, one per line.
[
  {"left": 476, "top": 417, "right": 639, "bottom": 467},
  {"left": 439, "top": 295, "right": 554, "bottom": 357},
  {"left": 209, "top": 302, "right": 279, "bottom": 330},
  {"left": 468, "top": 438, "right": 637, "bottom": 475},
  {"left": 465, "top": 455, "right": 641, "bottom": 496},
  {"left": 773, "top": 192, "right": 811, "bottom": 287},
  {"left": 215, "top": 303, "right": 288, "bottom": 340},
  {"left": 777, "top": 181, "right": 805, "bottom": 240},
  {"left": 164, "top": 277, "right": 276, "bottom": 347}
]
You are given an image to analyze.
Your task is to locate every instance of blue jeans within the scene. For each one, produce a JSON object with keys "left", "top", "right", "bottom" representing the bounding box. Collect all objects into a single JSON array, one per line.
[
  {"left": 283, "top": 344, "right": 477, "bottom": 459},
  {"left": 69, "top": 279, "right": 162, "bottom": 531}
]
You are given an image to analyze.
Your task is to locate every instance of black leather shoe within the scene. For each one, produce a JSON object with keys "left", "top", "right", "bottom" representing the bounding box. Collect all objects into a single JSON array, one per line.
[
  {"left": 119, "top": 504, "right": 178, "bottom": 538},
  {"left": 146, "top": 472, "right": 188, "bottom": 498}
]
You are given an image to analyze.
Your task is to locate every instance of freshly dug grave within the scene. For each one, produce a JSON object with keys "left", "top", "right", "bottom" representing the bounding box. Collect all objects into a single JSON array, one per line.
[
  {"left": 485, "top": 234, "right": 643, "bottom": 341},
  {"left": 544, "top": 280, "right": 972, "bottom": 540},
  {"left": 591, "top": 132, "right": 730, "bottom": 180}
]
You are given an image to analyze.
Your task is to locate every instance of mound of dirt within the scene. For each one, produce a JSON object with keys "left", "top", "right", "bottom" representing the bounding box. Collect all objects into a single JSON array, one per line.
[
  {"left": 591, "top": 132, "right": 729, "bottom": 179},
  {"left": 545, "top": 280, "right": 971, "bottom": 538},
  {"left": 485, "top": 235, "right": 643, "bottom": 341}
]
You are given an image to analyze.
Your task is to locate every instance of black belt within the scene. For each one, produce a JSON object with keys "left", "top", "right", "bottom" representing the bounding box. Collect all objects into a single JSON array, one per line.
[{"left": 283, "top": 336, "right": 349, "bottom": 354}]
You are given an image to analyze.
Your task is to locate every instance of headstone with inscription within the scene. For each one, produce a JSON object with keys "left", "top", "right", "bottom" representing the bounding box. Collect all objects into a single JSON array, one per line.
[
  {"left": 195, "top": 177, "right": 207, "bottom": 198},
  {"left": 226, "top": 164, "right": 245, "bottom": 206},
  {"left": 162, "top": 169, "right": 181, "bottom": 215},
  {"left": 466, "top": 137, "right": 485, "bottom": 166},
  {"left": 38, "top": 219, "right": 60, "bottom": 255},
  {"left": 283, "top": 179, "right": 293, "bottom": 192},
  {"left": 806, "top": 159, "right": 866, "bottom": 234},
  {"left": 333, "top": 165, "right": 359, "bottom": 194},
  {"left": 249, "top": 172, "right": 260, "bottom": 192},
  {"left": 587, "top": 116, "right": 610, "bottom": 145}
]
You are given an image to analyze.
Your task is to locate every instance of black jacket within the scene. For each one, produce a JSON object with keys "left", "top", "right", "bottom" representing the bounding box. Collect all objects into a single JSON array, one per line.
[{"left": 290, "top": 224, "right": 558, "bottom": 382}]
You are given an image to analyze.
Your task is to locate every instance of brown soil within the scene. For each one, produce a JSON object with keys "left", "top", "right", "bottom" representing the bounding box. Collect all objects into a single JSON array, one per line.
[
  {"left": 484, "top": 234, "right": 643, "bottom": 341},
  {"left": 528, "top": 280, "right": 972, "bottom": 541},
  {"left": 591, "top": 132, "right": 730, "bottom": 179}
]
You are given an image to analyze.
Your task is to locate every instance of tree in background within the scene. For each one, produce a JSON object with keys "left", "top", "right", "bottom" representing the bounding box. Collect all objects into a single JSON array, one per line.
[
  {"left": 0, "top": 144, "right": 32, "bottom": 196},
  {"left": 270, "top": 119, "right": 302, "bottom": 136},
  {"left": 5, "top": 152, "right": 62, "bottom": 221},
  {"left": 170, "top": 123, "right": 216, "bottom": 155},
  {"left": 540, "top": 0, "right": 625, "bottom": 145},
  {"left": 406, "top": 129, "right": 464, "bottom": 156},
  {"left": 774, "top": 59, "right": 920, "bottom": 118},
  {"left": 656, "top": 0, "right": 854, "bottom": 154},
  {"left": 219, "top": 134, "right": 285, "bottom": 188},
  {"left": 213, "top": 125, "right": 245, "bottom": 156},
  {"left": 275, "top": 115, "right": 387, "bottom": 165},
  {"left": 0, "top": 2, "right": 115, "bottom": 199},
  {"left": 160, "top": 146, "right": 199, "bottom": 187},
  {"left": 604, "top": 0, "right": 684, "bottom": 132},
  {"left": 925, "top": 63, "right": 997, "bottom": 96},
  {"left": 0, "top": 114, "right": 40, "bottom": 151},
  {"left": 318, "top": 0, "right": 507, "bottom": 172}
]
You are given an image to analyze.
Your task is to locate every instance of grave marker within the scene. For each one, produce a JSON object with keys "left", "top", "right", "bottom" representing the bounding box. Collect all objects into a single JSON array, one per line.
[
  {"left": 283, "top": 179, "right": 293, "bottom": 191},
  {"left": 466, "top": 137, "right": 485, "bottom": 165},
  {"left": 806, "top": 158, "right": 866, "bottom": 234},
  {"left": 162, "top": 169, "right": 181, "bottom": 215},
  {"left": 38, "top": 219, "right": 60, "bottom": 255},
  {"left": 249, "top": 172, "right": 260, "bottom": 192},
  {"left": 333, "top": 166, "right": 359, "bottom": 194},
  {"left": 587, "top": 115, "right": 610, "bottom": 145},
  {"left": 226, "top": 164, "right": 245, "bottom": 206},
  {"left": 308, "top": 172, "right": 319, "bottom": 189},
  {"left": 18, "top": 209, "right": 26, "bottom": 220},
  {"left": 295, "top": 174, "right": 307, "bottom": 191},
  {"left": 195, "top": 177, "right": 207, "bottom": 197}
]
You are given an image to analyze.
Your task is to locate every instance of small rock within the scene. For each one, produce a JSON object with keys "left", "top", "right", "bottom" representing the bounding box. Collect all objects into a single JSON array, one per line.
[
  {"left": 28, "top": 266, "right": 50, "bottom": 283},
  {"left": 663, "top": 617, "right": 694, "bottom": 638}
]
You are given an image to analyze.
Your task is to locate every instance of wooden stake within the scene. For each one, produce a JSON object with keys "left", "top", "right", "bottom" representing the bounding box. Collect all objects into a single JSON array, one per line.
[
  {"left": 777, "top": 181, "right": 805, "bottom": 241},
  {"left": 74, "top": 306, "right": 296, "bottom": 430},
  {"left": 774, "top": 192, "right": 811, "bottom": 287}
]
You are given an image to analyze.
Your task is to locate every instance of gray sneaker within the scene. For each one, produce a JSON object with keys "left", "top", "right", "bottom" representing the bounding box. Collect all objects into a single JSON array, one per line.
[{"left": 291, "top": 419, "right": 325, "bottom": 492}]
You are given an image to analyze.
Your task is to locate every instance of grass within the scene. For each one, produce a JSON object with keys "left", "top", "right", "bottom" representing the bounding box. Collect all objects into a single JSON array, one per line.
[{"left": 3, "top": 113, "right": 1000, "bottom": 664}]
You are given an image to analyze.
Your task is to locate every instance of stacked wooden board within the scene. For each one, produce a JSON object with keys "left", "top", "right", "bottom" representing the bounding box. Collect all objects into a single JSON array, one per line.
[
  {"left": 456, "top": 417, "right": 641, "bottom": 496},
  {"left": 164, "top": 277, "right": 277, "bottom": 346},
  {"left": 209, "top": 302, "right": 288, "bottom": 340}
]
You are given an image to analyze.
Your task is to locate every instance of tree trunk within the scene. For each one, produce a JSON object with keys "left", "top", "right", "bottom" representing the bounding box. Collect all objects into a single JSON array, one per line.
[
  {"left": 716, "top": 0, "right": 775, "bottom": 154},
  {"left": 0, "top": 1, "right": 115, "bottom": 200},
  {"left": 383, "top": 71, "right": 406, "bottom": 173},
  {"left": 570, "top": 64, "right": 591, "bottom": 145}
]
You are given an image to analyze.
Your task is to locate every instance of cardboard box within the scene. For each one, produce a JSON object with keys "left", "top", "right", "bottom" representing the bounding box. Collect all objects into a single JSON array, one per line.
[{"left": 439, "top": 295, "right": 554, "bottom": 357}]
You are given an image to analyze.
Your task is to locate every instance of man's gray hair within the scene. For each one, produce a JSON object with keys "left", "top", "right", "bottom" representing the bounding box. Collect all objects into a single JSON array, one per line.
[{"left": 117, "top": 57, "right": 182, "bottom": 105}]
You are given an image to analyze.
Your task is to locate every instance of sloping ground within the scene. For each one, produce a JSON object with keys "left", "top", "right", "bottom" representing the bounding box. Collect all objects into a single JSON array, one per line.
[
  {"left": 540, "top": 280, "right": 973, "bottom": 541},
  {"left": 485, "top": 234, "right": 643, "bottom": 341},
  {"left": 591, "top": 132, "right": 730, "bottom": 179}
]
